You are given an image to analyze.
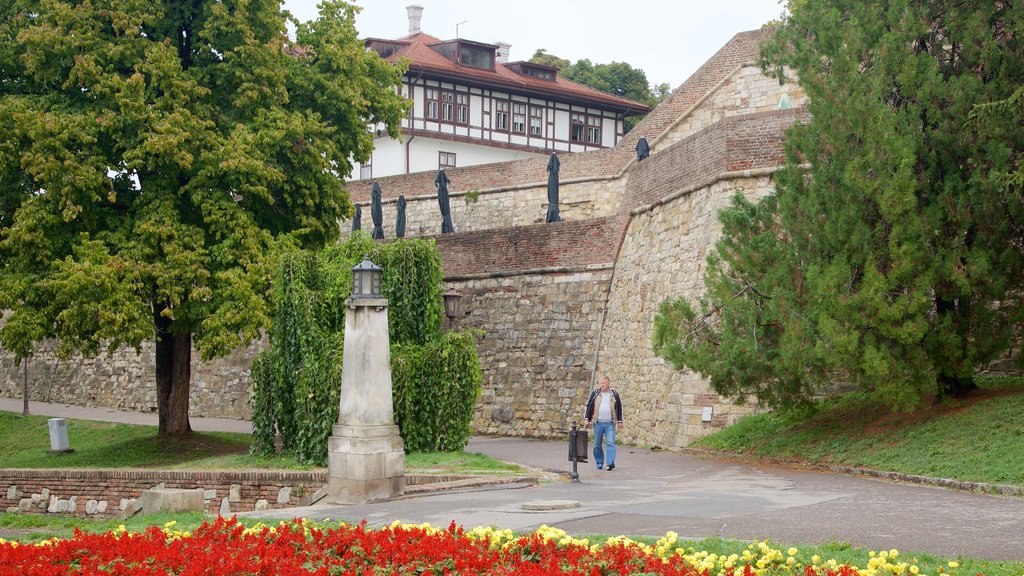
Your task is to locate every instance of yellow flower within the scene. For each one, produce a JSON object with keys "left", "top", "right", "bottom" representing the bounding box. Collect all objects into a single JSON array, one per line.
[
  {"left": 787, "top": 547, "right": 798, "bottom": 556},
  {"left": 909, "top": 566, "right": 919, "bottom": 575},
  {"left": 948, "top": 561, "right": 959, "bottom": 569}
]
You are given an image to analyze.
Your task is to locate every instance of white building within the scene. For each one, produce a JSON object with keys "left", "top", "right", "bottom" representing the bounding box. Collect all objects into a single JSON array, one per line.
[{"left": 355, "top": 5, "right": 651, "bottom": 179}]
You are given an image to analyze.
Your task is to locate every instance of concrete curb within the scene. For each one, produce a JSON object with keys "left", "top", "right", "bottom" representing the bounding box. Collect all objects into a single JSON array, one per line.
[
  {"left": 403, "top": 475, "right": 538, "bottom": 496},
  {"left": 681, "top": 447, "right": 1024, "bottom": 497}
]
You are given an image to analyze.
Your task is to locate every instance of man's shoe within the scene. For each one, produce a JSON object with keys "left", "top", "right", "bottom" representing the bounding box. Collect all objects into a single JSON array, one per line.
[
  {"left": 596, "top": 465, "right": 603, "bottom": 470},
  {"left": 607, "top": 463, "right": 615, "bottom": 471}
]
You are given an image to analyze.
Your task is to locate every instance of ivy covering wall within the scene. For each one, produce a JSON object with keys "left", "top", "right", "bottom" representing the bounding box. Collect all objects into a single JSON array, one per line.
[{"left": 250, "top": 232, "right": 481, "bottom": 464}]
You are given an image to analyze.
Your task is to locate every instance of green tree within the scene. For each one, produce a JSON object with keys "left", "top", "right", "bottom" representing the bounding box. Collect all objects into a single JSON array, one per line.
[
  {"left": 653, "top": 1, "right": 1024, "bottom": 411},
  {"left": 0, "top": 0, "right": 409, "bottom": 436},
  {"left": 528, "top": 49, "right": 569, "bottom": 71}
]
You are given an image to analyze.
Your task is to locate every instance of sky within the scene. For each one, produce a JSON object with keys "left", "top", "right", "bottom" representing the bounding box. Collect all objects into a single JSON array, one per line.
[{"left": 281, "top": 1, "right": 786, "bottom": 89}]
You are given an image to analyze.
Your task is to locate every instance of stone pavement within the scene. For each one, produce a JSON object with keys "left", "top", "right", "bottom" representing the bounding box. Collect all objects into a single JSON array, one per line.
[{"left": 2, "top": 398, "right": 1023, "bottom": 561}]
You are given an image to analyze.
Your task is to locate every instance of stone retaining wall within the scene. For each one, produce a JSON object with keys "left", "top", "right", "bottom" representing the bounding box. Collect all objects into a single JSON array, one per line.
[
  {"left": 0, "top": 338, "right": 261, "bottom": 420},
  {"left": 1, "top": 469, "right": 326, "bottom": 520}
]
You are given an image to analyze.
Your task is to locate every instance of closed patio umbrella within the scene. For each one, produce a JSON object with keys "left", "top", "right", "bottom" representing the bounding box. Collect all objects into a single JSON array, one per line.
[
  {"left": 545, "top": 153, "right": 561, "bottom": 223},
  {"left": 636, "top": 137, "right": 650, "bottom": 161},
  {"left": 435, "top": 169, "right": 454, "bottom": 234},
  {"left": 351, "top": 204, "right": 362, "bottom": 231},
  {"left": 395, "top": 194, "right": 407, "bottom": 238},
  {"left": 370, "top": 181, "right": 385, "bottom": 239}
]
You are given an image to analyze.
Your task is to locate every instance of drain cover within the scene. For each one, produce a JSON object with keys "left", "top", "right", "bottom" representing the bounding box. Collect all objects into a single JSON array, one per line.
[{"left": 521, "top": 500, "right": 580, "bottom": 511}]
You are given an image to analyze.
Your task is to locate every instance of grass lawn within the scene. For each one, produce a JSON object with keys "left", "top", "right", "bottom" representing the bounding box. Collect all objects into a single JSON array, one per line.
[
  {"left": 693, "top": 375, "right": 1024, "bottom": 486},
  {"left": 0, "top": 411, "right": 524, "bottom": 474}
]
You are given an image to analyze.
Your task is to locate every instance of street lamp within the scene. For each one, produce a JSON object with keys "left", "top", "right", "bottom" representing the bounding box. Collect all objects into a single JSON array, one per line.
[
  {"left": 351, "top": 255, "right": 382, "bottom": 299},
  {"left": 442, "top": 287, "right": 462, "bottom": 330}
]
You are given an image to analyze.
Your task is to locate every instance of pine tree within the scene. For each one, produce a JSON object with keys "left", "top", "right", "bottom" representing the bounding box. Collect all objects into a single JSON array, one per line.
[{"left": 653, "top": 0, "right": 1024, "bottom": 410}]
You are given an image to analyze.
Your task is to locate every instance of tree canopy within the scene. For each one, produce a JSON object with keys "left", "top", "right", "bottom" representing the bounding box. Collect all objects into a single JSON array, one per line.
[
  {"left": 653, "top": 0, "right": 1024, "bottom": 411},
  {"left": 0, "top": 0, "right": 409, "bottom": 435}
]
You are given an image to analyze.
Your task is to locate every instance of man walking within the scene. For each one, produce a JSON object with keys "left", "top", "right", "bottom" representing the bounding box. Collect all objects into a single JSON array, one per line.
[{"left": 583, "top": 376, "right": 623, "bottom": 470}]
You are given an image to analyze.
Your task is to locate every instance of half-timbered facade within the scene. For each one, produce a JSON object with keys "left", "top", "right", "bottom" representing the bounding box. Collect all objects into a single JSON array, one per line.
[{"left": 356, "top": 6, "right": 650, "bottom": 179}]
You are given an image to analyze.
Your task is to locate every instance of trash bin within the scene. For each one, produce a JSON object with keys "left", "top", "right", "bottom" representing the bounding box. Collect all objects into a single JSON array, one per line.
[
  {"left": 568, "top": 424, "right": 588, "bottom": 463},
  {"left": 568, "top": 423, "right": 588, "bottom": 482}
]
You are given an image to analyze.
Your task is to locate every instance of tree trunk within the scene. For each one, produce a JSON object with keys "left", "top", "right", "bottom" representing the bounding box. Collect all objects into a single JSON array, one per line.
[
  {"left": 939, "top": 374, "right": 978, "bottom": 398},
  {"left": 154, "top": 302, "right": 193, "bottom": 437},
  {"left": 934, "top": 293, "right": 979, "bottom": 399},
  {"left": 21, "top": 360, "right": 30, "bottom": 416}
]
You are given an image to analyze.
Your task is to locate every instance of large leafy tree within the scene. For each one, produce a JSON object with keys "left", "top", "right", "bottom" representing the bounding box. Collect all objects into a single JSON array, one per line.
[
  {"left": 0, "top": 0, "right": 408, "bottom": 436},
  {"left": 653, "top": 1, "right": 1024, "bottom": 411}
]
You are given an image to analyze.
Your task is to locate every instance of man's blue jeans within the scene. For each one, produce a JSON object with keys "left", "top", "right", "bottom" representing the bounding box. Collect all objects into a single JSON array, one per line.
[{"left": 592, "top": 421, "right": 616, "bottom": 469}]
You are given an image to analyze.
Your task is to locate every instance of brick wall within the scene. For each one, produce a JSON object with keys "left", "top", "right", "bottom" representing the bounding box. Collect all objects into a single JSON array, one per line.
[
  {"left": 1, "top": 469, "right": 326, "bottom": 519},
  {"left": 434, "top": 217, "right": 623, "bottom": 277}
]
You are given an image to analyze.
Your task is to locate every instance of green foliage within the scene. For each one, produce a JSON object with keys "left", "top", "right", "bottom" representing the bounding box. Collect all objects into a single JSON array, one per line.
[
  {"left": 392, "top": 331, "right": 483, "bottom": 452},
  {"left": 654, "top": 1, "right": 1024, "bottom": 411},
  {"left": 693, "top": 379, "right": 1024, "bottom": 486},
  {"left": 0, "top": 0, "right": 410, "bottom": 432},
  {"left": 528, "top": 49, "right": 570, "bottom": 71},
  {"left": 250, "top": 234, "right": 477, "bottom": 464}
]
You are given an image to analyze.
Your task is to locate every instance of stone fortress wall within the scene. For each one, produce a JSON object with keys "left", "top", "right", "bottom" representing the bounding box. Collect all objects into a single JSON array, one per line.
[{"left": 1, "top": 28, "right": 813, "bottom": 447}]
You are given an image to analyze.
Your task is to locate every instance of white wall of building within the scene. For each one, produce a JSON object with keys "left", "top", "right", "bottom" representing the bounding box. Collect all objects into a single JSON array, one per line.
[{"left": 353, "top": 75, "right": 632, "bottom": 178}]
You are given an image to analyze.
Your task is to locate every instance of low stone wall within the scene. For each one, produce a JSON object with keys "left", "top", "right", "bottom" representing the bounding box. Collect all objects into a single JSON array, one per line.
[{"left": 1, "top": 469, "right": 326, "bottom": 520}]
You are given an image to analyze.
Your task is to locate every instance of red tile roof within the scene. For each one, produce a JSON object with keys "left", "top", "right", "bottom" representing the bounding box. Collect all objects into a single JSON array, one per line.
[{"left": 371, "top": 32, "right": 650, "bottom": 114}]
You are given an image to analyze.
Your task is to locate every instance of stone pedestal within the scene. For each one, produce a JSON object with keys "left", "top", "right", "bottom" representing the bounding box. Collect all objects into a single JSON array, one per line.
[
  {"left": 327, "top": 424, "right": 405, "bottom": 503},
  {"left": 327, "top": 295, "right": 405, "bottom": 504}
]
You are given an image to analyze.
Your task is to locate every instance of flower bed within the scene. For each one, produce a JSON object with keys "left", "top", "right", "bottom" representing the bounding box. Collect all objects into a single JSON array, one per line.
[{"left": 0, "top": 517, "right": 971, "bottom": 575}]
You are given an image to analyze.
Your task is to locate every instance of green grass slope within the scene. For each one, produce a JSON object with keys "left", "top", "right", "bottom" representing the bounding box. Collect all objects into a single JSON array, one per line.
[{"left": 693, "top": 376, "right": 1024, "bottom": 486}]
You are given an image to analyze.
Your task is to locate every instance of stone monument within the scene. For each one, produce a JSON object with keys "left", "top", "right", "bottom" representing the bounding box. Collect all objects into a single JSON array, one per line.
[{"left": 327, "top": 256, "right": 405, "bottom": 503}]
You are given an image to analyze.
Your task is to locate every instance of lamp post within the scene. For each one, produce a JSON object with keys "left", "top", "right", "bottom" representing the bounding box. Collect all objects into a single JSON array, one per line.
[
  {"left": 351, "top": 255, "right": 382, "bottom": 300},
  {"left": 327, "top": 254, "right": 405, "bottom": 504},
  {"left": 442, "top": 287, "right": 462, "bottom": 330}
]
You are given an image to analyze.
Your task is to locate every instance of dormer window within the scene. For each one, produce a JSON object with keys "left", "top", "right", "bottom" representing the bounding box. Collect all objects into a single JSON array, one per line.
[
  {"left": 364, "top": 38, "right": 410, "bottom": 59},
  {"left": 506, "top": 62, "right": 558, "bottom": 81},
  {"left": 429, "top": 40, "right": 496, "bottom": 70},
  {"left": 460, "top": 44, "right": 494, "bottom": 69}
]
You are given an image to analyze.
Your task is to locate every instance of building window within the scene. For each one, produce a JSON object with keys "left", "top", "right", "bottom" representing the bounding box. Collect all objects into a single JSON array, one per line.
[
  {"left": 359, "top": 163, "right": 372, "bottom": 180},
  {"left": 529, "top": 106, "right": 543, "bottom": 136},
  {"left": 587, "top": 115, "right": 601, "bottom": 144},
  {"left": 494, "top": 100, "right": 509, "bottom": 131},
  {"left": 456, "top": 93, "right": 469, "bottom": 124},
  {"left": 512, "top": 103, "right": 527, "bottom": 134},
  {"left": 460, "top": 45, "right": 494, "bottom": 69},
  {"left": 441, "top": 91, "right": 454, "bottom": 122},
  {"left": 570, "top": 113, "right": 586, "bottom": 143},
  {"left": 425, "top": 88, "right": 439, "bottom": 120},
  {"left": 439, "top": 151, "right": 456, "bottom": 169},
  {"left": 570, "top": 113, "right": 602, "bottom": 145}
]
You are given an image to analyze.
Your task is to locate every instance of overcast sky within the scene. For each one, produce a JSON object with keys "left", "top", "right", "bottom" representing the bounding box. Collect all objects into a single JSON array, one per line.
[{"left": 282, "top": 1, "right": 786, "bottom": 89}]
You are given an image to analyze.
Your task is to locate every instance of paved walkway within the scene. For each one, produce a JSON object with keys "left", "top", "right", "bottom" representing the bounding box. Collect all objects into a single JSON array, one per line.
[{"left": 2, "top": 398, "right": 1022, "bottom": 561}]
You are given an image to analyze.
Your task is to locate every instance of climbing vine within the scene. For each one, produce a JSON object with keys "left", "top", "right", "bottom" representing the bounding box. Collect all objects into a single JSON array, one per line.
[
  {"left": 392, "top": 331, "right": 483, "bottom": 452},
  {"left": 251, "top": 232, "right": 479, "bottom": 464}
]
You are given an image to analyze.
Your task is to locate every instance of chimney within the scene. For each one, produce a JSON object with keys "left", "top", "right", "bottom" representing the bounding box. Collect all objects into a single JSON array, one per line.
[
  {"left": 495, "top": 42, "right": 511, "bottom": 64},
  {"left": 406, "top": 5, "right": 423, "bottom": 35}
]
